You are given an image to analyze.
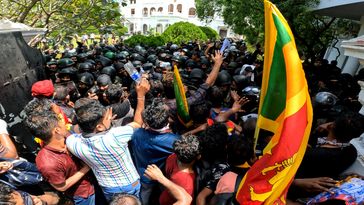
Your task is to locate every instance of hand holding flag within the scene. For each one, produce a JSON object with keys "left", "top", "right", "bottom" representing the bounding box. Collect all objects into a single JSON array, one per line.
[
  {"left": 220, "top": 38, "right": 231, "bottom": 53},
  {"left": 236, "top": 1, "right": 313, "bottom": 204}
]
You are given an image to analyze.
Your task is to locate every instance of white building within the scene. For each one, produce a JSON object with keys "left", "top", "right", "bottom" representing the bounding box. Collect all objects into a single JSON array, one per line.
[{"left": 119, "top": 0, "right": 234, "bottom": 38}]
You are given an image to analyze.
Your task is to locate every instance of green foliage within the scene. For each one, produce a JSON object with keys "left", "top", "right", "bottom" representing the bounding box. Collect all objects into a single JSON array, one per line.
[
  {"left": 146, "top": 36, "right": 165, "bottom": 47},
  {"left": 199, "top": 26, "right": 219, "bottom": 40},
  {"left": 195, "top": 0, "right": 358, "bottom": 59},
  {"left": 161, "top": 22, "right": 208, "bottom": 44},
  {"left": 0, "top": 0, "right": 128, "bottom": 38},
  {"left": 124, "top": 35, "right": 165, "bottom": 47}
]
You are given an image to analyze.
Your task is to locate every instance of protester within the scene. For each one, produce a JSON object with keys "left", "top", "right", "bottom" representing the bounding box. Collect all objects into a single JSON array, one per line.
[
  {"left": 0, "top": 119, "right": 18, "bottom": 159},
  {"left": 66, "top": 78, "right": 150, "bottom": 202},
  {"left": 110, "top": 194, "right": 141, "bottom": 205},
  {"left": 159, "top": 135, "right": 200, "bottom": 205},
  {"left": 10, "top": 37, "right": 363, "bottom": 205},
  {"left": 131, "top": 98, "right": 180, "bottom": 204},
  {"left": 144, "top": 164, "right": 192, "bottom": 205},
  {"left": 25, "top": 111, "right": 95, "bottom": 204}
]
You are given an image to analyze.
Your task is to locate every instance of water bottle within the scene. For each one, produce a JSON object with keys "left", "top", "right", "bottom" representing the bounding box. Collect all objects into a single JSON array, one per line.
[{"left": 124, "top": 61, "right": 141, "bottom": 83}]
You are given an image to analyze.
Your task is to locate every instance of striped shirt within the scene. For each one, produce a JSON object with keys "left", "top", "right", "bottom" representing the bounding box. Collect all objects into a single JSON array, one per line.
[
  {"left": 0, "top": 119, "right": 9, "bottom": 157},
  {"left": 66, "top": 125, "right": 139, "bottom": 188}
]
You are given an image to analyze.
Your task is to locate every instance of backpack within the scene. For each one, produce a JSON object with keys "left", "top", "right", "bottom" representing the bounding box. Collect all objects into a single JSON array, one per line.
[{"left": 209, "top": 174, "right": 244, "bottom": 205}]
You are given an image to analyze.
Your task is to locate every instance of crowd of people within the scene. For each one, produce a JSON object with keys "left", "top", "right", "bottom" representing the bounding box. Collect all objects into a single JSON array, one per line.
[{"left": 0, "top": 38, "right": 364, "bottom": 205}]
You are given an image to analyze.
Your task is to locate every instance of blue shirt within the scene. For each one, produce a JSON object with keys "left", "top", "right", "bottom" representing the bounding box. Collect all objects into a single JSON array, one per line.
[{"left": 131, "top": 128, "right": 180, "bottom": 184}]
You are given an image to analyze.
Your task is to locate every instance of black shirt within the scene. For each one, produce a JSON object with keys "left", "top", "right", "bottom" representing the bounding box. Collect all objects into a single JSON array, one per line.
[{"left": 296, "top": 144, "right": 357, "bottom": 179}]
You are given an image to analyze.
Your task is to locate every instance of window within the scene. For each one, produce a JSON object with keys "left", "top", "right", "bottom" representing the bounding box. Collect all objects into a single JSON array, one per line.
[
  {"left": 156, "top": 24, "right": 163, "bottom": 33},
  {"left": 130, "top": 24, "right": 134, "bottom": 33},
  {"left": 143, "top": 7, "right": 148, "bottom": 16},
  {"left": 168, "top": 4, "right": 173, "bottom": 13},
  {"left": 130, "top": 0, "right": 136, "bottom": 4},
  {"left": 150, "top": 7, "right": 156, "bottom": 15},
  {"left": 143, "top": 24, "right": 148, "bottom": 34},
  {"left": 158, "top": 7, "right": 163, "bottom": 12},
  {"left": 177, "top": 4, "right": 182, "bottom": 13},
  {"left": 131, "top": 8, "right": 135, "bottom": 15},
  {"left": 188, "top": 7, "right": 196, "bottom": 16}
]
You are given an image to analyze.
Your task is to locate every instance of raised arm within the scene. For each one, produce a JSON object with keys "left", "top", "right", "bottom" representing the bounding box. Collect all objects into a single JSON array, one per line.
[
  {"left": 204, "top": 42, "right": 214, "bottom": 59},
  {"left": 216, "top": 97, "right": 249, "bottom": 122},
  {"left": 144, "top": 164, "right": 192, "bottom": 205},
  {"left": 128, "top": 78, "right": 150, "bottom": 129},
  {"left": 205, "top": 50, "right": 223, "bottom": 87}
]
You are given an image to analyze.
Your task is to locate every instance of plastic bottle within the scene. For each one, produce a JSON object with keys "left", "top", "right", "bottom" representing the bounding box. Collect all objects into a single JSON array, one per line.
[{"left": 124, "top": 61, "right": 141, "bottom": 83}]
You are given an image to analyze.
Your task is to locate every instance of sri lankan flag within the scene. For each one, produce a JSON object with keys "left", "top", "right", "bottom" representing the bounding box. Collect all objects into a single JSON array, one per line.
[
  {"left": 236, "top": 1, "right": 313, "bottom": 204},
  {"left": 173, "top": 65, "right": 192, "bottom": 127}
]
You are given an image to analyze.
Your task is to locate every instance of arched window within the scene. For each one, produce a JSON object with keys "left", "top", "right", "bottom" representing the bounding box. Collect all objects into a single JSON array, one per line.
[
  {"left": 156, "top": 24, "right": 163, "bottom": 33},
  {"left": 177, "top": 4, "right": 182, "bottom": 13},
  {"left": 150, "top": 7, "right": 156, "bottom": 15},
  {"left": 143, "top": 24, "right": 148, "bottom": 34},
  {"left": 130, "top": 24, "right": 134, "bottom": 33},
  {"left": 188, "top": 7, "right": 196, "bottom": 16},
  {"left": 219, "top": 29, "right": 227, "bottom": 38},
  {"left": 143, "top": 7, "right": 148, "bottom": 16},
  {"left": 158, "top": 7, "right": 163, "bottom": 12},
  {"left": 168, "top": 4, "right": 174, "bottom": 13},
  {"left": 165, "top": 24, "right": 171, "bottom": 29}
]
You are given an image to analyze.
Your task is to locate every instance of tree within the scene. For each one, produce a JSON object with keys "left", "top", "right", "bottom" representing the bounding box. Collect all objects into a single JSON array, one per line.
[
  {"left": 199, "top": 26, "right": 219, "bottom": 40},
  {"left": 195, "top": 0, "right": 358, "bottom": 60},
  {"left": 0, "top": 0, "right": 128, "bottom": 38},
  {"left": 124, "top": 34, "right": 165, "bottom": 47},
  {"left": 161, "top": 22, "right": 208, "bottom": 44}
]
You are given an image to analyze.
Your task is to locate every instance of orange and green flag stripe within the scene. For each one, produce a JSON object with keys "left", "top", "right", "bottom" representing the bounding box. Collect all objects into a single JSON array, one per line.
[
  {"left": 173, "top": 65, "right": 193, "bottom": 127},
  {"left": 236, "top": 1, "right": 313, "bottom": 204}
]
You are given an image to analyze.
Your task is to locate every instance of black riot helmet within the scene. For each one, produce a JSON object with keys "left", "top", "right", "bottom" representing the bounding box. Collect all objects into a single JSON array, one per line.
[
  {"left": 142, "top": 63, "right": 154, "bottom": 72},
  {"left": 78, "top": 62, "right": 93, "bottom": 72},
  {"left": 189, "top": 68, "right": 206, "bottom": 80},
  {"left": 189, "top": 68, "right": 206, "bottom": 86},
  {"left": 58, "top": 58, "right": 75, "bottom": 69},
  {"left": 171, "top": 55, "right": 182, "bottom": 63},
  {"left": 120, "top": 51, "right": 130, "bottom": 57},
  {"left": 170, "top": 44, "right": 179, "bottom": 52},
  {"left": 78, "top": 72, "right": 95, "bottom": 87},
  {"left": 147, "top": 54, "right": 158, "bottom": 64},
  {"left": 77, "top": 53, "right": 89, "bottom": 62},
  {"left": 216, "top": 71, "right": 232, "bottom": 86},
  {"left": 314, "top": 92, "right": 338, "bottom": 107},
  {"left": 115, "top": 53, "right": 127, "bottom": 61},
  {"left": 130, "top": 53, "right": 141, "bottom": 61},
  {"left": 58, "top": 67, "right": 77, "bottom": 82},
  {"left": 228, "top": 62, "right": 239, "bottom": 70},
  {"left": 232, "top": 75, "right": 250, "bottom": 92},
  {"left": 100, "top": 66, "right": 117, "bottom": 80},
  {"left": 97, "top": 74, "right": 112, "bottom": 87},
  {"left": 114, "top": 62, "right": 125, "bottom": 72},
  {"left": 58, "top": 67, "right": 77, "bottom": 75},
  {"left": 95, "top": 56, "right": 112, "bottom": 67},
  {"left": 132, "top": 60, "right": 142, "bottom": 68}
]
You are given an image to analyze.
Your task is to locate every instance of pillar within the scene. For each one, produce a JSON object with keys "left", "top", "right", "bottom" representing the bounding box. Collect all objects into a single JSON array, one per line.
[{"left": 341, "top": 16, "right": 364, "bottom": 76}]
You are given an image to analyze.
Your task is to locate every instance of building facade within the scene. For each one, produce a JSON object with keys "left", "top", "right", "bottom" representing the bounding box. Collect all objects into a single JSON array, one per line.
[{"left": 119, "top": 0, "right": 234, "bottom": 38}]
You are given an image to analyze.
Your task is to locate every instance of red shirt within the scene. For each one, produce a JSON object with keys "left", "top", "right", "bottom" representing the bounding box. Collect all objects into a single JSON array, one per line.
[
  {"left": 35, "top": 145, "right": 94, "bottom": 198},
  {"left": 159, "top": 153, "right": 195, "bottom": 205}
]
